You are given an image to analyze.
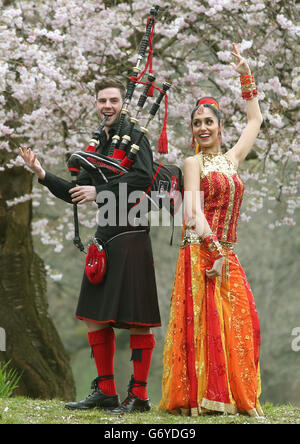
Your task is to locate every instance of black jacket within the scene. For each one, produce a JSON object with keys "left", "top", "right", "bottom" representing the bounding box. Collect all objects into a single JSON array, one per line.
[{"left": 38, "top": 120, "right": 153, "bottom": 241}]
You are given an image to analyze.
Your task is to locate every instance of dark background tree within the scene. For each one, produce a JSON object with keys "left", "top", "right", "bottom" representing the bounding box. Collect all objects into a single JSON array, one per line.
[{"left": 0, "top": 156, "right": 75, "bottom": 400}]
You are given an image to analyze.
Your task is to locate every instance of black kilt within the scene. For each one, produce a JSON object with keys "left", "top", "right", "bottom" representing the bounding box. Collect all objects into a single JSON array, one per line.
[{"left": 75, "top": 230, "right": 161, "bottom": 329}]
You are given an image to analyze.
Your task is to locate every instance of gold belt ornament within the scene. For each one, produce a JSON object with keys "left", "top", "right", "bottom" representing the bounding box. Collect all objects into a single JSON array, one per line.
[{"left": 181, "top": 229, "right": 235, "bottom": 251}]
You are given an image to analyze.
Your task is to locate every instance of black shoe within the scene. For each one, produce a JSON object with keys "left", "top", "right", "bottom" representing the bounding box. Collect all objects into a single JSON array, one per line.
[
  {"left": 109, "top": 376, "right": 151, "bottom": 415},
  {"left": 65, "top": 376, "right": 120, "bottom": 410}
]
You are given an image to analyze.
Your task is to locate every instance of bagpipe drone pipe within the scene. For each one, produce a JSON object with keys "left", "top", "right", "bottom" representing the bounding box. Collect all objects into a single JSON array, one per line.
[
  {"left": 68, "top": 79, "right": 184, "bottom": 217},
  {"left": 67, "top": 5, "right": 183, "bottom": 250}
]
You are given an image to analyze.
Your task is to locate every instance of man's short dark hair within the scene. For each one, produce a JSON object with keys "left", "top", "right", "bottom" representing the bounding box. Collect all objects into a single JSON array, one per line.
[{"left": 95, "top": 78, "right": 126, "bottom": 101}]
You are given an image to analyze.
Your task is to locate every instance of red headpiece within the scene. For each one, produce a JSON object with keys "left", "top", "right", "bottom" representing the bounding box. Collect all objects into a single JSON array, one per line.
[{"left": 196, "top": 97, "right": 220, "bottom": 111}]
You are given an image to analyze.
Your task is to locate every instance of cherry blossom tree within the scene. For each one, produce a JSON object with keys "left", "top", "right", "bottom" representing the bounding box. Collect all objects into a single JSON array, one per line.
[
  {"left": 2, "top": 0, "right": 299, "bottom": 237},
  {"left": 0, "top": 0, "right": 299, "bottom": 398}
]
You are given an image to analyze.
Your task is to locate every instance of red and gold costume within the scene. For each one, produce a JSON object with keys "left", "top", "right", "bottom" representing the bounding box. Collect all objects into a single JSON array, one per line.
[{"left": 159, "top": 152, "right": 263, "bottom": 417}]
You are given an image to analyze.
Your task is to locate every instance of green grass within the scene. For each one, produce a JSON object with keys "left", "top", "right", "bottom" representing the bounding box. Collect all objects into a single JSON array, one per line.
[
  {"left": 0, "top": 361, "right": 22, "bottom": 398},
  {"left": 0, "top": 398, "right": 299, "bottom": 424}
]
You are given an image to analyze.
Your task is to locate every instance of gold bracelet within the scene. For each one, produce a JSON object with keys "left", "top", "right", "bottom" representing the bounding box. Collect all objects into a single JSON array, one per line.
[
  {"left": 202, "top": 233, "right": 224, "bottom": 261},
  {"left": 240, "top": 74, "right": 257, "bottom": 100}
]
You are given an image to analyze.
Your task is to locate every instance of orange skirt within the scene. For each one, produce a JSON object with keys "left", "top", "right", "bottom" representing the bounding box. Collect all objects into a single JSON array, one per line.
[{"left": 159, "top": 243, "right": 263, "bottom": 417}]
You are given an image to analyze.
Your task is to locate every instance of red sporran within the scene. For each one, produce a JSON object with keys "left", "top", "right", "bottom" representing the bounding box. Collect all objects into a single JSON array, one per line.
[{"left": 85, "top": 240, "right": 107, "bottom": 285}]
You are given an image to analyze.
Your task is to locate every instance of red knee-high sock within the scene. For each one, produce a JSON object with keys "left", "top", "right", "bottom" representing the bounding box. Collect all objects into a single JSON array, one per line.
[
  {"left": 130, "top": 334, "right": 156, "bottom": 400},
  {"left": 88, "top": 327, "right": 117, "bottom": 396}
]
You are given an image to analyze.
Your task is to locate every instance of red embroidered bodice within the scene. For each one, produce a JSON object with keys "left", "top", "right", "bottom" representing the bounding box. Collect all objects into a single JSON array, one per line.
[{"left": 198, "top": 152, "right": 244, "bottom": 243}]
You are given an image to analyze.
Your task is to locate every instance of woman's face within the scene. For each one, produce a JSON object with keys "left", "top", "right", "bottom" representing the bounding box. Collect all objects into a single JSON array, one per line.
[{"left": 191, "top": 106, "right": 221, "bottom": 150}]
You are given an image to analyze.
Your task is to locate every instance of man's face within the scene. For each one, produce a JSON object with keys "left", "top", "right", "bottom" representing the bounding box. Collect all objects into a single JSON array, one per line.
[{"left": 95, "top": 87, "right": 123, "bottom": 127}]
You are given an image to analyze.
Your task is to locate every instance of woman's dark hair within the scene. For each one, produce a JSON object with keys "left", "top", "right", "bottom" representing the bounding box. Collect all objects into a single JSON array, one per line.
[{"left": 191, "top": 96, "right": 223, "bottom": 126}]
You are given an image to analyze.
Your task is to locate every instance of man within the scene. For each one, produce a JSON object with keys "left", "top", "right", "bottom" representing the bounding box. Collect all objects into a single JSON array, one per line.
[{"left": 19, "top": 78, "right": 161, "bottom": 414}]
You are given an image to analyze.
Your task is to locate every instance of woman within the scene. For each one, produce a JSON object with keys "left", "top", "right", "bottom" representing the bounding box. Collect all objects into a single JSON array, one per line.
[{"left": 159, "top": 44, "right": 264, "bottom": 417}]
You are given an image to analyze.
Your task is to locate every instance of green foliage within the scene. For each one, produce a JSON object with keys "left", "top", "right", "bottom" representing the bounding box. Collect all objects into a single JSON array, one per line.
[{"left": 0, "top": 361, "right": 21, "bottom": 398}]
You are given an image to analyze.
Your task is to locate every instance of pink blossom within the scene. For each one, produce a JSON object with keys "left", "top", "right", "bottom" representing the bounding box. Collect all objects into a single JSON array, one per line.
[
  {"left": 6, "top": 194, "right": 33, "bottom": 207},
  {"left": 277, "top": 14, "right": 292, "bottom": 30},
  {"left": 50, "top": 273, "right": 63, "bottom": 281},
  {"left": 0, "top": 0, "right": 298, "bottom": 246},
  {"left": 217, "top": 50, "right": 232, "bottom": 62},
  {"left": 268, "top": 113, "right": 284, "bottom": 128},
  {"left": 240, "top": 39, "right": 253, "bottom": 52},
  {"left": 241, "top": 213, "right": 252, "bottom": 222},
  {"left": 249, "top": 3, "right": 265, "bottom": 12}
]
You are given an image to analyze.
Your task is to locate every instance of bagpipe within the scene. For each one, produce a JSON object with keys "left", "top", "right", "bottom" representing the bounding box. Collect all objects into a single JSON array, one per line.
[{"left": 68, "top": 5, "right": 183, "bottom": 253}]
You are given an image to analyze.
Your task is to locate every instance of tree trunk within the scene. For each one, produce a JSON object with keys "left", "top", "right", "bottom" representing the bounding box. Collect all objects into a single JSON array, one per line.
[{"left": 0, "top": 163, "right": 76, "bottom": 401}]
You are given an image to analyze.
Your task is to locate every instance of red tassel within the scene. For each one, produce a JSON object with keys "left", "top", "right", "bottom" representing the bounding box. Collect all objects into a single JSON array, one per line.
[
  {"left": 148, "top": 84, "right": 154, "bottom": 97},
  {"left": 158, "top": 128, "right": 168, "bottom": 154},
  {"left": 158, "top": 93, "right": 168, "bottom": 154}
]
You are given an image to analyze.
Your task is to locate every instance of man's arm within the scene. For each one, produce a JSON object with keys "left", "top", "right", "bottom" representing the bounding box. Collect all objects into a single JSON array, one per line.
[
  {"left": 19, "top": 146, "right": 94, "bottom": 204},
  {"left": 38, "top": 169, "right": 94, "bottom": 204}
]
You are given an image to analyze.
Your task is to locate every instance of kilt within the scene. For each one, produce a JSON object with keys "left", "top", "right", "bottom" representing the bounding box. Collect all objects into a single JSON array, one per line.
[{"left": 75, "top": 229, "right": 161, "bottom": 329}]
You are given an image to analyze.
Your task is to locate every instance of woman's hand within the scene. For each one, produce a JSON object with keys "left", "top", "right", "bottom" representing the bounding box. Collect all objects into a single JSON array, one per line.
[
  {"left": 206, "top": 256, "right": 224, "bottom": 279},
  {"left": 69, "top": 185, "right": 97, "bottom": 204},
  {"left": 231, "top": 43, "right": 251, "bottom": 76},
  {"left": 19, "top": 147, "right": 46, "bottom": 180}
]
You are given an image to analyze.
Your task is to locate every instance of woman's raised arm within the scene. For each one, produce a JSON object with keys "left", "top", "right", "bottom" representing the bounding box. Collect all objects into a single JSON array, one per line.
[{"left": 227, "top": 43, "right": 263, "bottom": 166}]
